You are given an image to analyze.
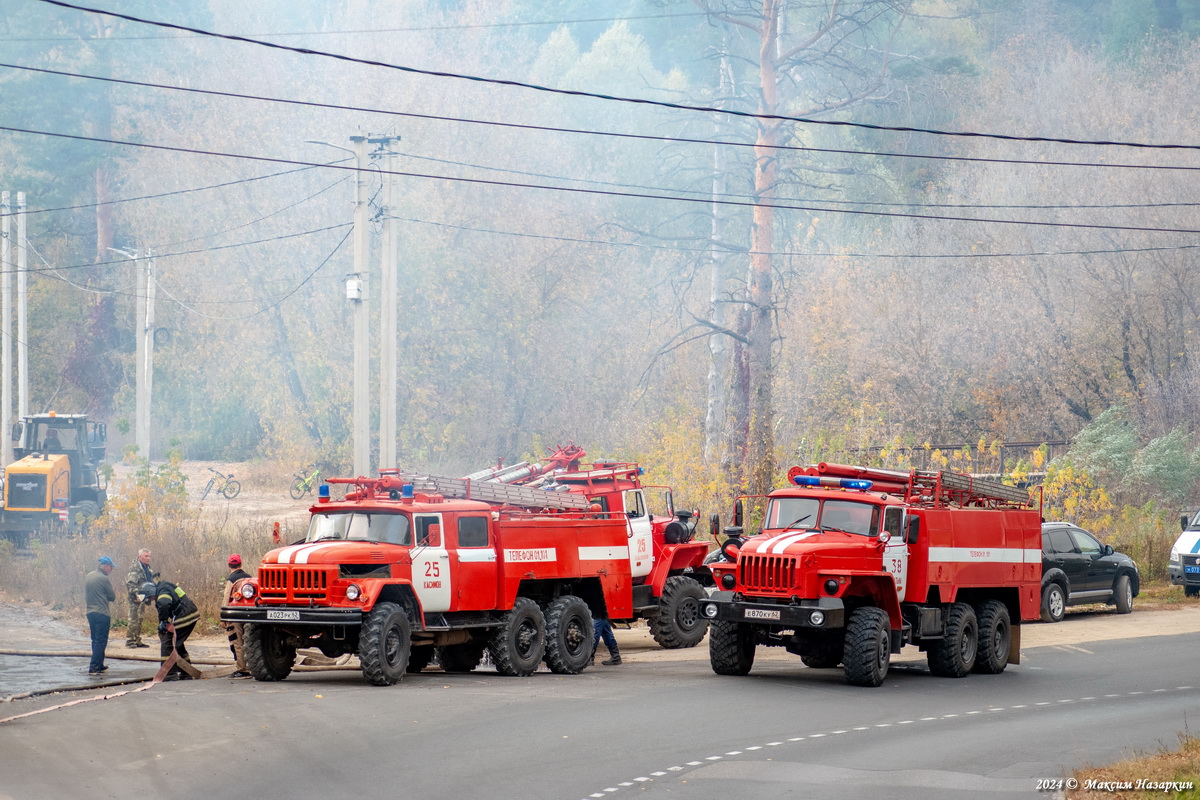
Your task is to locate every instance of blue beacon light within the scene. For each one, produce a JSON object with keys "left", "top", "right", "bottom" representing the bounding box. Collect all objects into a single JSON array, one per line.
[{"left": 792, "top": 475, "right": 873, "bottom": 491}]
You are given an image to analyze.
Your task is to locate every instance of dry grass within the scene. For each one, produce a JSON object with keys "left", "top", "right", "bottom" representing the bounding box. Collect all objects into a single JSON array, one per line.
[{"left": 1069, "top": 733, "right": 1200, "bottom": 799}]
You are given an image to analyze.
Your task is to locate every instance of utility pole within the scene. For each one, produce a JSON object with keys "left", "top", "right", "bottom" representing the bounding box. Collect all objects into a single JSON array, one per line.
[
  {"left": 371, "top": 135, "right": 402, "bottom": 471},
  {"left": 114, "top": 247, "right": 153, "bottom": 458},
  {"left": 1, "top": 191, "right": 10, "bottom": 467},
  {"left": 16, "top": 192, "right": 27, "bottom": 422},
  {"left": 350, "top": 135, "right": 370, "bottom": 477},
  {"left": 141, "top": 250, "right": 156, "bottom": 459}
]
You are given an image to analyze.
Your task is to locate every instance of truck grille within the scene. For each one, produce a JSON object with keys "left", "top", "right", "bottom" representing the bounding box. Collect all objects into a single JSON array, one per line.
[
  {"left": 258, "top": 566, "right": 331, "bottom": 601},
  {"left": 6, "top": 474, "right": 47, "bottom": 510},
  {"left": 738, "top": 554, "right": 796, "bottom": 594}
]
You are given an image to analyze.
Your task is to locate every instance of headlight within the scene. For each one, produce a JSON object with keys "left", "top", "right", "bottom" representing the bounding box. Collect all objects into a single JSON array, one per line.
[
  {"left": 239, "top": 583, "right": 256, "bottom": 600},
  {"left": 824, "top": 579, "right": 839, "bottom": 595},
  {"left": 1170, "top": 549, "right": 1181, "bottom": 565},
  {"left": 702, "top": 603, "right": 718, "bottom": 619},
  {"left": 721, "top": 573, "right": 736, "bottom": 590},
  {"left": 809, "top": 610, "right": 825, "bottom": 626},
  {"left": 345, "top": 584, "right": 361, "bottom": 601}
]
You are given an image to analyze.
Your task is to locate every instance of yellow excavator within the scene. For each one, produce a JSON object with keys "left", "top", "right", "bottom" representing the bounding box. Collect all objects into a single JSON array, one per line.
[{"left": 0, "top": 412, "right": 107, "bottom": 546}]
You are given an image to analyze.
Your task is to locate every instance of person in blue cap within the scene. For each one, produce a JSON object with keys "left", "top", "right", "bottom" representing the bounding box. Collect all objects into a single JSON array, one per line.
[{"left": 85, "top": 556, "right": 117, "bottom": 675}]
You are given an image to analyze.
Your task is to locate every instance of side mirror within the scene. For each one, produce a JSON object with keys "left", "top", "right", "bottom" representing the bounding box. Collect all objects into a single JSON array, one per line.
[
  {"left": 906, "top": 516, "right": 920, "bottom": 544},
  {"left": 10, "top": 422, "right": 21, "bottom": 443},
  {"left": 1103, "top": 544, "right": 1114, "bottom": 556},
  {"left": 733, "top": 498, "right": 744, "bottom": 528},
  {"left": 1183, "top": 515, "right": 1190, "bottom": 532},
  {"left": 709, "top": 513, "right": 720, "bottom": 539}
]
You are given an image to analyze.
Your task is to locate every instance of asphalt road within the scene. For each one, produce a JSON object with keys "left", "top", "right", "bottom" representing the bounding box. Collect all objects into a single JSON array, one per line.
[{"left": 2, "top": 622, "right": 1198, "bottom": 800}]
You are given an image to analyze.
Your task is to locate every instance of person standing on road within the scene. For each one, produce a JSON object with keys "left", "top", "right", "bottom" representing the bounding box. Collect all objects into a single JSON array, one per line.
[
  {"left": 124, "top": 548, "right": 157, "bottom": 648},
  {"left": 85, "top": 556, "right": 116, "bottom": 675},
  {"left": 591, "top": 615, "right": 622, "bottom": 666},
  {"left": 222, "top": 554, "right": 252, "bottom": 678},
  {"left": 153, "top": 579, "right": 200, "bottom": 680}
]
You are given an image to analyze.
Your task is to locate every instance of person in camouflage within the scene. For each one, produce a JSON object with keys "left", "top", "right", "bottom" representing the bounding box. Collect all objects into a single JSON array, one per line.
[{"left": 124, "top": 548, "right": 156, "bottom": 648}]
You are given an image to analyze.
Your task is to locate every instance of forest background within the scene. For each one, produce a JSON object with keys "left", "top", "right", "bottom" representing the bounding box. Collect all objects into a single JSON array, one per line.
[{"left": 3, "top": 0, "right": 1200, "bottom": 585}]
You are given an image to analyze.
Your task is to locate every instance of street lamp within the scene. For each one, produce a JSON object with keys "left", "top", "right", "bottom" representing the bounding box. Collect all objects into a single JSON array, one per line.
[{"left": 306, "top": 138, "right": 370, "bottom": 477}]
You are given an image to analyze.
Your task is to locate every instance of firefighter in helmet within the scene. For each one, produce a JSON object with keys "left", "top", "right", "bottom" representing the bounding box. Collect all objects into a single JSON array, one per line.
[{"left": 151, "top": 579, "right": 201, "bottom": 680}]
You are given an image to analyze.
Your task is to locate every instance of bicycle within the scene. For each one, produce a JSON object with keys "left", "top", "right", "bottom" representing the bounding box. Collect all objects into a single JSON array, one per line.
[
  {"left": 201, "top": 467, "right": 241, "bottom": 500},
  {"left": 290, "top": 463, "right": 321, "bottom": 500}
]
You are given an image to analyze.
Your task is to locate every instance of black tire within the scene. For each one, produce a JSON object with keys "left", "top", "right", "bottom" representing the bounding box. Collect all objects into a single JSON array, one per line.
[
  {"left": 1186, "top": 586, "right": 1200, "bottom": 598},
  {"left": 1113, "top": 574, "right": 1133, "bottom": 614},
  {"left": 244, "top": 624, "right": 296, "bottom": 682},
  {"left": 843, "top": 607, "right": 891, "bottom": 687},
  {"left": 708, "top": 620, "right": 755, "bottom": 676},
  {"left": 408, "top": 645, "right": 434, "bottom": 673},
  {"left": 648, "top": 575, "right": 708, "bottom": 649},
  {"left": 200, "top": 480, "right": 214, "bottom": 501},
  {"left": 222, "top": 479, "right": 242, "bottom": 499},
  {"left": 289, "top": 478, "right": 306, "bottom": 500},
  {"left": 72, "top": 500, "right": 100, "bottom": 534},
  {"left": 927, "top": 602, "right": 978, "bottom": 678},
  {"left": 360, "top": 601, "right": 411, "bottom": 686},
  {"left": 972, "top": 600, "right": 1011, "bottom": 675},
  {"left": 438, "top": 642, "right": 486, "bottom": 673},
  {"left": 544, "top": 595, "right": 594, "bottom": 674},
  {"left": 488, "top": 597, "right": 546, "bottom": 677},
  {"left": 800, "top": 638, "right": 844, "bottom": 669},
  {"left": 1041, "top": 582, "right": 1066, "bottom": 623}
]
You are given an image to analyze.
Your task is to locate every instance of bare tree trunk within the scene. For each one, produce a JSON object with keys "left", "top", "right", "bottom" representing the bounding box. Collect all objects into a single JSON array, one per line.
[
  {"left": 704, "top": 48, "right": 734, "bottom": 467},
  {"left": 746, "top": 0, "right": 782, "bottom": 498}
]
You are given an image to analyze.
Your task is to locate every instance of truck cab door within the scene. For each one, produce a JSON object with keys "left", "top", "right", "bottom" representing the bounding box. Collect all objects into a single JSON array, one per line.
[
  {"left": 622, "top": 489, "right": 653, "bottom": 578},
  {"left": 449, "top": 514, "right": 497, "bottom": 610},
  {"left": 883, "top": 506, "right": 908, "bottom": 602},
  {"left": 411, "top": 514, "right": 452, "bottom": 612}
]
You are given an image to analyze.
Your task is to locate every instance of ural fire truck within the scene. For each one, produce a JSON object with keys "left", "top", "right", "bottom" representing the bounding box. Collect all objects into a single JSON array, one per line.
[
  {"left": 699, "top": 463, "right": 1042, "bottom": 687},
  {"left": 221, "top": 447, "right": 711, "bottom": 685}
]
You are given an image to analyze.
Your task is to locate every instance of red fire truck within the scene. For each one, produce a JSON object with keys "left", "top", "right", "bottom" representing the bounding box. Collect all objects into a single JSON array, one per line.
[
  {"left": 221, "top": 448, "right": 711, "bottom": 685},
  {"left": 699, "top": 463, "right": 1042, "bottom": 687}
]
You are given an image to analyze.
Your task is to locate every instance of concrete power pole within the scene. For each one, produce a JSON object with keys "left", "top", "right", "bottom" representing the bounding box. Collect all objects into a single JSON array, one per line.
[
  {"left": 350, "top": 135, "right": 370, "bottom": 477},
  {"left": 126, "top": 247, "right": 155, "bottom": 459},
  {"left": 372, "top": 135, "right": 401, "bottom": 471},
  {"left": 16, "top": 192, "right": 27, "bottom": 422},
  {"left": 1, "top": 191, "right": 10, "bottom": 467}
]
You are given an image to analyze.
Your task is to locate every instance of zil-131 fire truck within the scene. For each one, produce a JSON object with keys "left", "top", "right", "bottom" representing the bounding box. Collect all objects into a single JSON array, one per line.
[
  {"left": 699, "top": 462, "right": 1042, "bottom": 687},
  {"left": 221, "top": 447, "right": 711, "bottom": 685}
]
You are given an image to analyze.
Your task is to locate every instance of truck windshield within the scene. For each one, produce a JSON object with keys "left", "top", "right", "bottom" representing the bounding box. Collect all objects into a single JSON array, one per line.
[
  {"left": 306, "top": 512, "right": 411, "bottom": 545},
  {"left": 766, "top": 497, "right": 878, "bottom": 536}
]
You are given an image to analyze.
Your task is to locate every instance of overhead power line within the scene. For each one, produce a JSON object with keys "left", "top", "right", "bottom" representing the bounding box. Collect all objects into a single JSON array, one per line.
[
  {"left": 11, "top": 62, "right": 1192, "bottom": 174},
  {"left": 4, "top": 124, "right": 1200, "bottom": 236},
  {"left": 35, "top": 0, "right": 1200, "bottom": 152},
  {"left": 0, "top": 155, "right": 348, "bottom": 218},
  {"left": 0, "top": 11, "right": 710, "bottom": 41},
  {"left": 388, "top": 214, "right": 1200, "bottom": 260}
]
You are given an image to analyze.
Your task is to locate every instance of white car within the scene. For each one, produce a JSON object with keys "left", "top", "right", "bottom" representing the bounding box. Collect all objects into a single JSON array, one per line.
[{"left": 1170, "top": 514, "right": 1200, "bottom": 598}]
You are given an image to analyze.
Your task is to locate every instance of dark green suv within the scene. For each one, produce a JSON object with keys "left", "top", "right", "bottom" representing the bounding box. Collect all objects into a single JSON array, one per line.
[{"left": 1040, "top": 522, "right": 1139, "bottom": 623}]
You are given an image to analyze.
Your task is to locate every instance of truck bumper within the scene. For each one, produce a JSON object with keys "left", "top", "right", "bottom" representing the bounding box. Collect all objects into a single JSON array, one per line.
[
  {"left": 220, "top": 606, "right": 365, "bottom": 627},
  {"left": 699, "top": 591, "right": 845, "bottom": 630},
  {"left": 1168, "top": 565, "right": 1200, "bottom": 587},
  {"left": 0, "top": 510, "right": 54, "bottom": 532}
]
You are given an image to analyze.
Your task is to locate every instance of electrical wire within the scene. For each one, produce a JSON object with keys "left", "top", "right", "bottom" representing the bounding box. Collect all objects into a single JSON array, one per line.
[
  {"left": 10, "top": 62, "right": 1193, "bottom": 174},
  {"left": 33, "top": 0, "right": 1200, "bottom": 152},
  {"left": 0, "top": 11, "right": 711, "bottom": 41},
  {"left": 154, "top": 227, "right": 353, "bottom": 320},
  {"left": 0, "top": 155, "right": 349, "bottom": 218},
  {"left": 385, "top": 214, "right": 1200, "bottom": 260},
  {"left": 4, "top": 124, "right": 1200, "bottom": 236},
  {"left": 15, "top": 222, "right": 351, "bottom": 275}
]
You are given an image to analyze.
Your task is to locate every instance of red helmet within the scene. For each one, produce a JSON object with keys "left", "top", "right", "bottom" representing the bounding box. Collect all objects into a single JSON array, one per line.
[{"left": 227, "top": 554, "right": 242, "bottom": 567}]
